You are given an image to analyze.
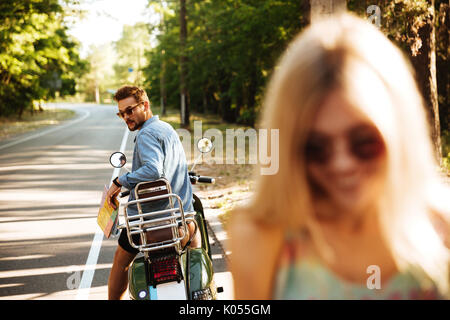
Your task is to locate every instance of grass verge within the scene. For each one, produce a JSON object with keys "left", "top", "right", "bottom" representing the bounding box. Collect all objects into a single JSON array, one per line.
[{"left": 0, "top": 108, "right": 76, "bottom": 140}]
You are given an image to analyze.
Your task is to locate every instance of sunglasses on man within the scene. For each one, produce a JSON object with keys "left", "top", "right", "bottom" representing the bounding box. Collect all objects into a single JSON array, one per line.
[{"left": 116, "top": 102, "right": 144, "bottom": 119}]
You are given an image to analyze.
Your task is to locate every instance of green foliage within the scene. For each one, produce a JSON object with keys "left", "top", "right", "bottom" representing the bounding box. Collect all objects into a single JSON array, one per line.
[
  {"left": 0, "top": 0, "right": 86, "bottom": 117},
  {"left": 114, "top": 22, "right": 152, "bottom": 87},
  {"left": 348, "top": 0, "right": 449, "bottom": 135},
  {"left": 144, "top": 0, "right": 306, "bottom": 126},
  {"left": 76, "top": 22, "right": 152, "bottom": 103},
  {"left": 76, "top": 42, "right": 117, "bottom": 103},
  {"left": 348, "top": 1, "right": 430, "bottom": 53}
]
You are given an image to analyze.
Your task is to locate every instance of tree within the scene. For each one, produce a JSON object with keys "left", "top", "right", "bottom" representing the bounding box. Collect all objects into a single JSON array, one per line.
[
  {"left": 407, "top": 0, "right": 441, "bottom": 162},
  {"left": 179, "top": 0, "right": 190, "bottom": 128},
  {"left": 435, "top": 1, "right": 449, "bottom": 136},
  {"left": 144, "top": 0, "right": 307, "bottom": 126},
  {"left": 157, "top": 5, "right": 168, "bottom": 116},
  {"left": 0, "top": 0, "right": 85, "bottom": 117},
  {"left": 114, "top": 22, "right": 152, "bottom": 87},
  {"left": 76, "top": 22, "right": 152, "bottom": 104},
  {"left": 144, "top": 2, "right": 180, "bottom": 114},
  {"left": 348, "top": 0, "right": 444, "bottom": 162},
  {"left": 78, "top": 43, "right": 117, "bottom": 103}
]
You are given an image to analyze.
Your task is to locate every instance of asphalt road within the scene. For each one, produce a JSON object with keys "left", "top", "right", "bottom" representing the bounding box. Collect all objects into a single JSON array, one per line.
[{"left": 0, "top": 103, "right": 232, "bottom": 300}]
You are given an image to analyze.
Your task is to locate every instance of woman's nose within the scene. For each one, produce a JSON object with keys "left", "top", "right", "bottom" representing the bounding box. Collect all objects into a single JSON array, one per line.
[{"left": 329, "top": 138, "right": 358, "bottom": 173}]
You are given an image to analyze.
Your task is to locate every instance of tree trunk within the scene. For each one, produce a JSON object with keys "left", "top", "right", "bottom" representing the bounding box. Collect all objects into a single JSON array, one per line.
[
  {"left": 160, "top": 53, "right": 167, "bottom": 116},
  {"left": 301, "top": 0, "right": 311, "bottom": 25},
  {"left": 310, "top": 0, "right": 346, "bottom": 23},
  {"left": 436, "top": 2, "right": 449, "bottom": 134},
  {"left": 95, "top": 83, "right": 100, "bottom": 104},
  {"left": 160, "top": 11, "right": 167, "bottom": 116},
  {"left": 219, "top": 80, "right": 233, "bottom": 122},
  {"left": 202, "top": 88, "right": 208, "bottom": 114},
  {"left": 409, "top": 0, "right": 442, "bottom": 163},
  {"left": 179, "top": 0, "right": 190, "bottom": 128}
]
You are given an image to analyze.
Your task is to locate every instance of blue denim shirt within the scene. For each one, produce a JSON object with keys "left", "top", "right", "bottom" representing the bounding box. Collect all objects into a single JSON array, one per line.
[{"left": 118, "top": 115, "right": 193, "bottom": 216}]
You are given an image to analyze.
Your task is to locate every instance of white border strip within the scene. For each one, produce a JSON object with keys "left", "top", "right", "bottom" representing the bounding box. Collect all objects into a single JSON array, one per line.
[
  {"left": 0, "top": 109, "right": 90, "bottom": 151},
  {"left": 76, "top": 128, "right": 130, "bottom": 300}
]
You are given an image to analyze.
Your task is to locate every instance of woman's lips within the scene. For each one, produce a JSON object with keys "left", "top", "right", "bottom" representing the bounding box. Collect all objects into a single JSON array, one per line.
[
  {"left": 335, "top": 176, "right": 359, "bottom": 188},
  {"left": 329, "top": 175, "right": 363, "bottom": 196}
]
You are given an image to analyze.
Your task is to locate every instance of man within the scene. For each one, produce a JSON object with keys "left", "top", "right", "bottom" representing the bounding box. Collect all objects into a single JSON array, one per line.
[{"left": 106, "top": 85, "right": 199, "bottom": 300}]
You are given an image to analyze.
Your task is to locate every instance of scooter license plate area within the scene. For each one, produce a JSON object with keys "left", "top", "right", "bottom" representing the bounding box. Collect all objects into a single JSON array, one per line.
[
  {"left": 149, "top": 282, "right": 187, "bottom": 300},
  {"left": 129, "top": 255, "right": 187, "bottom": 300}
]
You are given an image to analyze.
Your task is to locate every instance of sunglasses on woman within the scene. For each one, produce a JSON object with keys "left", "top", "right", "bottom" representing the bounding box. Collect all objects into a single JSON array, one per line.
[
  {"left": 304, "top": 125, "right": 385, "bottom": 165},
  {"left": 116, "top": 102, "right": 144, "bottom": 118}
]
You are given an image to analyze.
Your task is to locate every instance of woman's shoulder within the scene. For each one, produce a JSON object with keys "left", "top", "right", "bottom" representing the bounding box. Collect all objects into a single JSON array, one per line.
[
  {"left": 228, "top": 207, "right": 285, "bottom": 257},
  {"left": 228, "top": 207, "right": 285, "bottom": 299}
]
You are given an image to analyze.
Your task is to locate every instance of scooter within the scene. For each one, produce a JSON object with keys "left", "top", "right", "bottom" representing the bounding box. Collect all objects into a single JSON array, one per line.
[{"left": 109, "top": 137, "right": 221, "bottom": 300}]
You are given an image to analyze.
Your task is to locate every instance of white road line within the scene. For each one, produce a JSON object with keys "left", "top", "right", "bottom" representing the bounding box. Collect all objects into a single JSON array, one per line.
[
  {"left": 76, "top": 127, "right": 129, "bottom": 300},
  {"left": 0, "top": 108, "right": 90, "bottom": 151}
]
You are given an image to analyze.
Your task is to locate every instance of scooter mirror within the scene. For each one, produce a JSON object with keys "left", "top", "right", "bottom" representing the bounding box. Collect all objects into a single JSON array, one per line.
[
  {"left": 197, "top": 137, "right": 213, "bottom": 153},
  {"left": 110, "top": 152, "right": 127, "bottom": 168}
]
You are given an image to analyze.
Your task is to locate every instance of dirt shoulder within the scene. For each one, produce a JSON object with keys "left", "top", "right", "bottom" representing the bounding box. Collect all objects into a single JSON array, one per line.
[
  {"left": 191, "top": 162, "right": 255, "bottom": 231},
  {"left": 0, "top": 108, "right": 76, "bottom": 140}
]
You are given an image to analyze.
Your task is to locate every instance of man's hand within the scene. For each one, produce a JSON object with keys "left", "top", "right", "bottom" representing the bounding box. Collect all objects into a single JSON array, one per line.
[{"left": 106, "top": 183, "right": 121, "bottom": 210}]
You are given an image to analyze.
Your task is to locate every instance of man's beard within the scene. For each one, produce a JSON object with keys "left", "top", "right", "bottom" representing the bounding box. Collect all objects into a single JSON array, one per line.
[{"left": 127, "top": 120, "right": 143, "bottom": 131}]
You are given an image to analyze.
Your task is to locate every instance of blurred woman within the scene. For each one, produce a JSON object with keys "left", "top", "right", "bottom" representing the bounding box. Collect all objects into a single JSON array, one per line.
[{"left": 229, "top": 13, "right": 449, "bottom": 299}]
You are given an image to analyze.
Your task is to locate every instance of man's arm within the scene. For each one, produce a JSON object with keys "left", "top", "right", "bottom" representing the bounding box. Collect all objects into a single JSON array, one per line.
[{"left": 118, "top": 130, "right": 165, "bottom": 190}]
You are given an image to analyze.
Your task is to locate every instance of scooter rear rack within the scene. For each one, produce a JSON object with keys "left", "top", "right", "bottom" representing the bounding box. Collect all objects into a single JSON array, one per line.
[{"left": 120, "top": 179, "right": 195, "bottom": 255}]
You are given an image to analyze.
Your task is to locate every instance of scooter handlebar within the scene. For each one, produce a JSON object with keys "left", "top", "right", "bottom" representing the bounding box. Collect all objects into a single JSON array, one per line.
[
  {"left": 119, "top": 190, "right": 130, "bottom": 198},
  {"left": 197, "top": 176, "right": 215, "bottom": 184},
  {"left": 189, "top": 173, "right": 215, "bottom": 184}
]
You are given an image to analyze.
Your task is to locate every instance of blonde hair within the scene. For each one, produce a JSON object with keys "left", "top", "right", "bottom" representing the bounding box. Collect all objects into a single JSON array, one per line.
[{"left": 245, "top": 13, "right": 450, "bottom": 295}]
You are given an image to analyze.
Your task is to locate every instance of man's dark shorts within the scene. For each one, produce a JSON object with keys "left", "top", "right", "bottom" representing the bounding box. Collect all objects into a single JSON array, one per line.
[
  {"left": 118, "top": 208, "right": 172, "bottom": 255},
  {"left": 118, "top": 228, "right": 140, "bottom": 255}
]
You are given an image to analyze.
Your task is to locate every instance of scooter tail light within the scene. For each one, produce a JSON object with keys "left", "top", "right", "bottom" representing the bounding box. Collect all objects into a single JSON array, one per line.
[{"left": 150, "top": 255, "right": 183, "bottom": 286}]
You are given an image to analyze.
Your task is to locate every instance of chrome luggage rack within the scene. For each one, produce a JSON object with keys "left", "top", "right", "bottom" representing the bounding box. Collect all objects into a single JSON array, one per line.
[{"left": 120, "top": 179, "right": 196, "bottom": 254}]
